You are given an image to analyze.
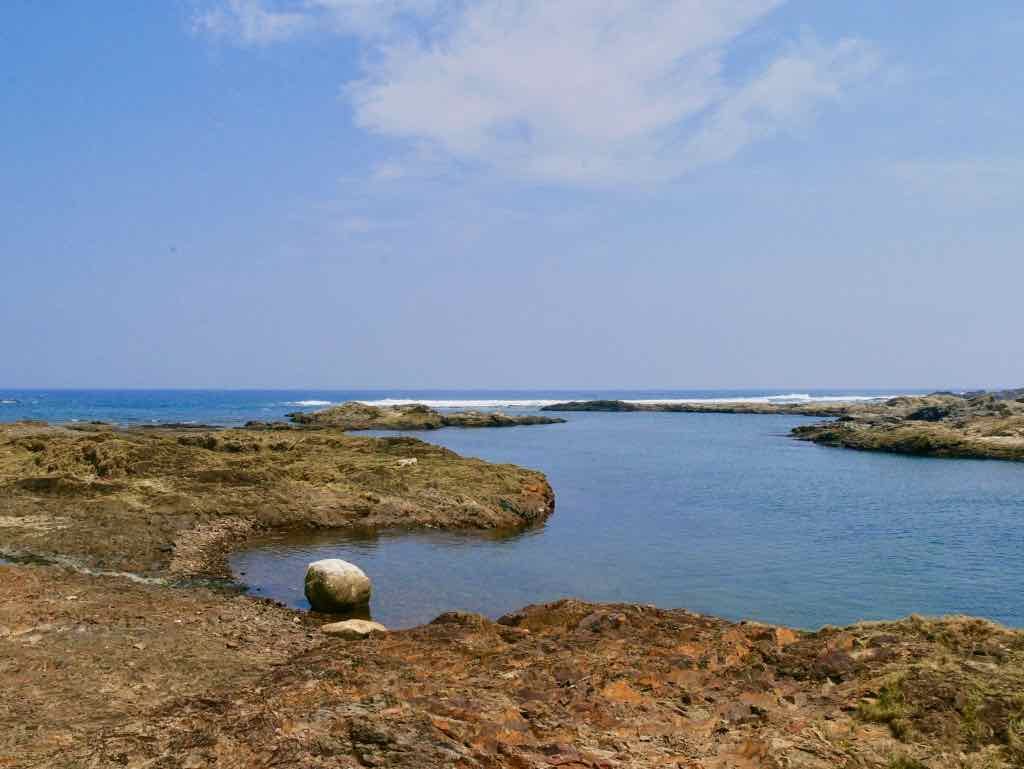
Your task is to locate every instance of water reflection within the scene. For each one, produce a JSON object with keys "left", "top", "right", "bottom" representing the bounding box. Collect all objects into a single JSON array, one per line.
[{"left": 232, "top": 525, "right": 547, "bottom": 627}]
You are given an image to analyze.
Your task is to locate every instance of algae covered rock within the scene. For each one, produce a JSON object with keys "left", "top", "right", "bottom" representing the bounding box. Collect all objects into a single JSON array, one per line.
[
  {"left": 793, "top": 391, "right": 1024, "bottom": 462},
  {"left": 0, "top": 423, "right": 557, "bottom": 577},
  {"left": 288, "top": 402, "right": 445, "bottom": 430},
  {"left": 305, "top": 559, "right": 372, "bottom": 612},
  {"left": 287, "top": 401, "right": 564, "bottom": 430}
]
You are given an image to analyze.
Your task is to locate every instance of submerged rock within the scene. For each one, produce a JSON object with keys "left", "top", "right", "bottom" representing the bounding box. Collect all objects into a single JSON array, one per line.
[
  {"left": 321, "top": 619, "right": 387, "bottom": 639},
  {"left": 304, "top": 559, "right": 372, "bottom": 612}
]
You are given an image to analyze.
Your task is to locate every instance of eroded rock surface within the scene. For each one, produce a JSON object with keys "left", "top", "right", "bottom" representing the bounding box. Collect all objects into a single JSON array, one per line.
[
  {"left": 6, "top": 574, "right": 1020, "bottom": 769},
  {"left": 793, "top": 392, "right": 1024, "bottom": 462},
  {"left": 0, "top": 422, "right": 555, "bottom": 578}
]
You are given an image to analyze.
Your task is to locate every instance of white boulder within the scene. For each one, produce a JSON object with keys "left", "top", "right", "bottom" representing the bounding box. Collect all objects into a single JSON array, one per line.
[{"left": 304, "top": 559, "right": 371, "bottom": 612}]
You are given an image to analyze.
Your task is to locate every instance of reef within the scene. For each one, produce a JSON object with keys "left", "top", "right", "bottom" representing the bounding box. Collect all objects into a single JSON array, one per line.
[
  {"left": 793, "top": 392, "right": 1024, "bottom": 462},
  {"left": 541, "top": 399, "right": 854, "bottom": 416},
  {"left": 543, "top": 392, "right": 1024, "bottom": 462},
  {"left": 0, "top": 421, "right": 554, "bottom": 579},
  {"left": 286, "top": 402, "right": 565, "bottom": 430}
]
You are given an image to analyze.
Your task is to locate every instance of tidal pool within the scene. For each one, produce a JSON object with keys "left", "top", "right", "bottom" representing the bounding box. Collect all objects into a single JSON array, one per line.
[{"left": 232, "top": 411, "right": 1024, "bottom": 629}]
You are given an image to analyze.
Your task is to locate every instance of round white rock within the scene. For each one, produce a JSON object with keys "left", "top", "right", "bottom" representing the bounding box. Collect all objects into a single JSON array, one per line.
[{"left": 304, "top": 559, "right": 372, "bottom": 612}]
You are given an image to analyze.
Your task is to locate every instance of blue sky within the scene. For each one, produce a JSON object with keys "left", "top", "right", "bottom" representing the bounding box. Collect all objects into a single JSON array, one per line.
[{"left": 2, "top": 1, "right": 1021, "bottom": 389}]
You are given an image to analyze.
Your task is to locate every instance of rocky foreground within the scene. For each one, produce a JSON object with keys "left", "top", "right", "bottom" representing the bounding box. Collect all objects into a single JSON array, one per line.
[
  {"left": 0, "top": 421, "right": 554, "bottom": 578},
  {"left": 3, "top": 565, "right": 1024, "bottom": 769},
  {"left": 285, "top": 402, "right": 565, "bottom": 430},
  {"left": 543, "top": 391, "right": 1024, "bottom": 462}
]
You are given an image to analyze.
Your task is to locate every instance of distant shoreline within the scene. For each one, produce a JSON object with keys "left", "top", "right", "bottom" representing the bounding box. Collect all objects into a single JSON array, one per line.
[{"left": 541, "top": 390, "right": 1024, "bottom": 462}]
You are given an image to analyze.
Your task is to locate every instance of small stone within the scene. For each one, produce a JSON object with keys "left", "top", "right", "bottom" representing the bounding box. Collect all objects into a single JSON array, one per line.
[{"left": 321, "top": 619, "right": 387, "bottom": 639}]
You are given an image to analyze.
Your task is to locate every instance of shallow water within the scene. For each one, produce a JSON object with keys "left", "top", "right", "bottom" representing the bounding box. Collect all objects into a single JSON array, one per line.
[{"left": 232, "top": 411, "right": 1024, "bottom": 630}]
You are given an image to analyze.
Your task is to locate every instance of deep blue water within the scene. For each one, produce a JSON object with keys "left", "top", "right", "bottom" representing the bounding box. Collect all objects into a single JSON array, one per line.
[{"left": 5, "top": 388, "right": 1021, "bottom": 630}]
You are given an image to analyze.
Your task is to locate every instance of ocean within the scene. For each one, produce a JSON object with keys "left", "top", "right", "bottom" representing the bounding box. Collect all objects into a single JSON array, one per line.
[{"left": 5, "top": 388, "right": 1022, "bottom": 630}]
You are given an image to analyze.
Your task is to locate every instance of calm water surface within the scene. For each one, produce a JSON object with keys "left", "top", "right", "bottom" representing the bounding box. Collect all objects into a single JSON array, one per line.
[{"left": 231, "top": 411, "right": 1024, "bottom": 630}]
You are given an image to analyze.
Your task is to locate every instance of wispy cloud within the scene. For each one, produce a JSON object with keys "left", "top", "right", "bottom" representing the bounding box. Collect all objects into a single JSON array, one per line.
[
  {"left": 193, "top": 0, "right": 311, "bottom": 44},
  {"left": 195, "top": 1, "right": 881, "bottom": 184}
]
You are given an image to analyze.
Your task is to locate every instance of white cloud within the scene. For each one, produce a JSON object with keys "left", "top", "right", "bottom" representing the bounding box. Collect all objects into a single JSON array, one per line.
[
  {"left": 193, "top": 0, "right": 441, "bottom": 43},
  {"left": 306, "top": 0, "right": 442, "bottom": 37},
  {"left": 196, "top": 1, "right": 880, "bottom": 183},
  {"left": 193, "top": 0, "right": 311, "bottom": 44},
  {"left": 678, "top": 36, "right": 880, "bottom": 171}
]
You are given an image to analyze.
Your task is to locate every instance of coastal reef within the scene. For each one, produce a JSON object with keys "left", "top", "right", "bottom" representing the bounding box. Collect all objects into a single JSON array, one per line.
[
  {"left": 4, "top": 569, "right": 1024, "bottom": 768},
  {"left": 286, "top": 401, "right": 565, "bottom": 430},
  {"left": 793, "top": 392, "right": 1024, "bottom": 462},
  {"left": 543, "top": 391, "right": 1024, "bottom": 462},
  {"left": 0, "top": 421, "right": 555, "bottom": 578},
  {"left": 541, "top": 399, "right": 853, "bottom": 417}
]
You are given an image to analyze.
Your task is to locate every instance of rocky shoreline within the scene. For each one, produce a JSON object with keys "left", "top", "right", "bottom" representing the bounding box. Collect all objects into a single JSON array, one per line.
[
  {"left": 3, "top": 409, "right": 1024, "bottom": 767},
  {"left": 4, "top": 564, "right": 1023, "bottom": 768},
  {"left": 543, "top": 391, "right": 1024, "bottom": 462},
  {"left": 541, "top": 398, "right": 854, "bottom": 417},
  {"left": 285, "top": 401, "right": 566, "bottom": 430},
  {"left": 0, "top": 421, "right": 554, "bottom": 579},
  {"left": 792, "top": 392, "right": 1024, "bottom": 462}
]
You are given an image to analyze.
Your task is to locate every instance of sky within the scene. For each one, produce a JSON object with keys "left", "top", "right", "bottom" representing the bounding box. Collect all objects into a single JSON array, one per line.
[{"left": 1, "top": 1, "right": 1022, "bottom": 390}]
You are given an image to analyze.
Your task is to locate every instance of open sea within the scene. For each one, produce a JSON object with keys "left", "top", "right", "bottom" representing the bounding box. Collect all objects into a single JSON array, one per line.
[{"left": 4, "top": 388, "right": 1023, "bottom": 630}]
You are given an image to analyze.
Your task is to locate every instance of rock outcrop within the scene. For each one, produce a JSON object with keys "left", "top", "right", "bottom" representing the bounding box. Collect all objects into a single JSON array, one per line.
[
  {"left": 0, "top": 421, "right": 556, "bottom": 578},
  {"left": 793, "top": 392, "right": 1024, "bottom": 462},
  {"left": 542, "top": 399, "right": 855, "bottom": 416},
  {"left": 287, "top": 401, "right": 565, "bottom": 430},
  {"left": 9, "top": 570, "right": 1021, "bottom": 769},
  {"left": 542, "top": 391, "right": 1024, "bottom": 462},
  {"left": 304, "top": 559, "right": 371, "bottom": 612}
]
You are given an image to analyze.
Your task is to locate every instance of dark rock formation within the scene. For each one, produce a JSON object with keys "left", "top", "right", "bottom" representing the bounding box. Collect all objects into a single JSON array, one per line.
[
  {"left": 541, "top": 399, "right": 641, "bottom": 412},
  {"left": 542, "top": 399, "right": 855, "bottom": 417},
  {"left": 288, "top": 401, "right": 565, "bottom": 430}
]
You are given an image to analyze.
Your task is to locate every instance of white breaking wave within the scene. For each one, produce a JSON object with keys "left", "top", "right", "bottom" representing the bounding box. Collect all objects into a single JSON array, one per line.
[
  {"left": 0, "top": 399, "right": 16, "bottom": 405},
  {"left": 625, "top": 393, "right": 901, "bottom": 405},
  {"left": 286, "top": 400, "right": 334, "bottom": 407}
]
